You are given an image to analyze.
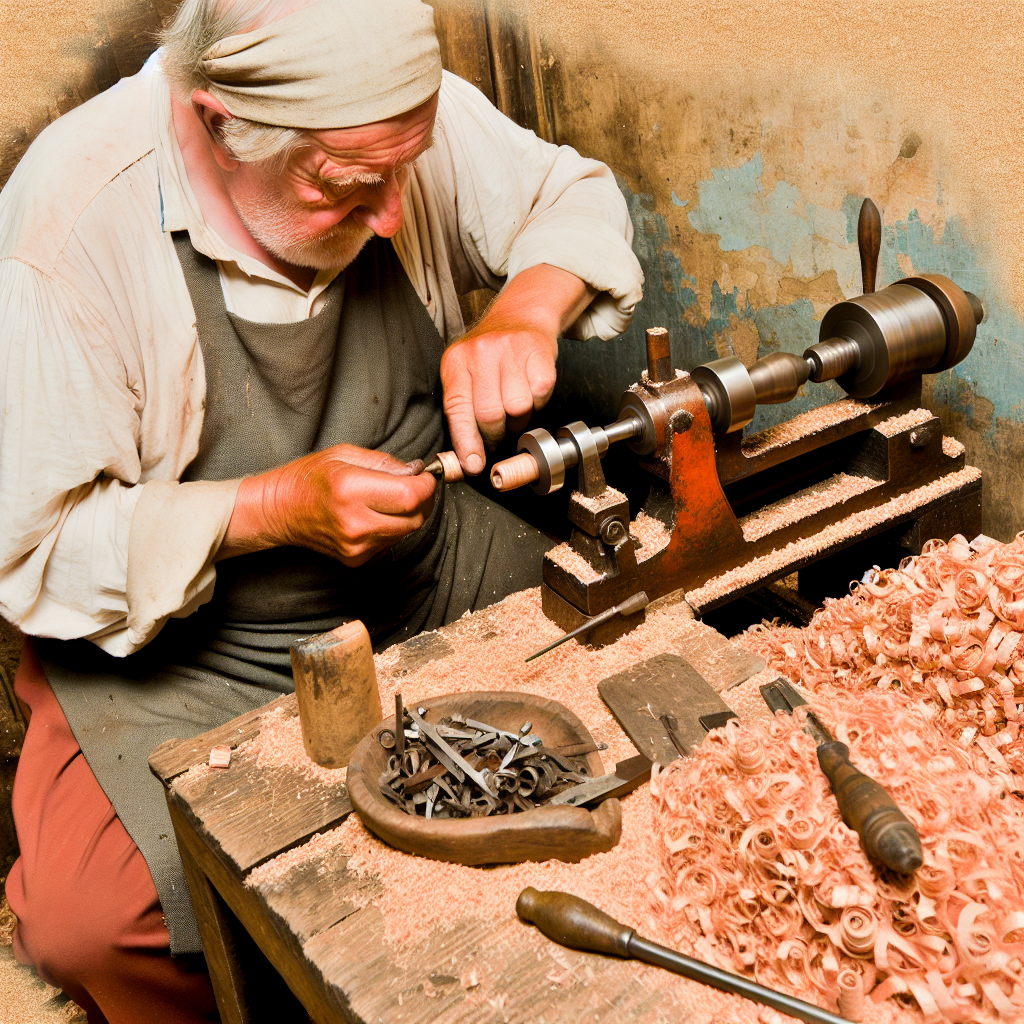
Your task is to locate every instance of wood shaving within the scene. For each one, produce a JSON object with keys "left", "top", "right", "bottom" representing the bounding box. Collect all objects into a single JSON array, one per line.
[
  {"left": 208, "top": 744, "right": 231, "bottom": 769},
  {"left": 686, "top": 466, "right": 981, "bottom": 607},
  {"left": 631, "top": 511, "right": 671, "bottom": 561},
  {"left": 546, "top": 542, "right": 606, "bottom": 583},
  {"left": 647, "top": 686, "right": 1024, "bottom": 1024},
  {"left": 245, "top": 706, "right": 346, "bottom": 789}
]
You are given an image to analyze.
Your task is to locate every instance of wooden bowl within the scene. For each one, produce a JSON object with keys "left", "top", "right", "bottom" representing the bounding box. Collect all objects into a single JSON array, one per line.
[{"left": 346, "top": 691, "right": 622, "bottom": 866}]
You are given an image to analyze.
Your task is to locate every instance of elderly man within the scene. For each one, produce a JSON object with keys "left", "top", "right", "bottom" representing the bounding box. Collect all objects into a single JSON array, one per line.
[{"left": 0, "top": 0, "right": 642, "bottom": 1018}]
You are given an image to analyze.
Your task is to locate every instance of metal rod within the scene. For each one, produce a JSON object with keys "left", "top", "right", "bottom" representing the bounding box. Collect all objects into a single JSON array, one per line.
[
  {"left": 525, "top": 591, "right": 649, "bottom": 662},
  {"left": 628, "top": 935, "right": 850, "bottom": 1024},
  {"left": 517, "top": 889, "right": 850, "bottom": 1024}
]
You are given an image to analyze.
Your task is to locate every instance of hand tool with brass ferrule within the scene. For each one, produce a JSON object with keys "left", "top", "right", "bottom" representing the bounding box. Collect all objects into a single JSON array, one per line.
[
  {"left": 759, "top": 677, "right": 923, "bottom": 875},
  {"left": 517, "top": 888, "right": 851, "bottom": 1024},
  {"left": 525, "top": 591, "right": 650, "bottom": 662}
]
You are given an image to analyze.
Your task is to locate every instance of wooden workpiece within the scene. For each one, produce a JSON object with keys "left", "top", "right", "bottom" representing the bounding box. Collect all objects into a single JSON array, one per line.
[{"left": 150, "top": 589, "right": 768, "bottom": 1024}]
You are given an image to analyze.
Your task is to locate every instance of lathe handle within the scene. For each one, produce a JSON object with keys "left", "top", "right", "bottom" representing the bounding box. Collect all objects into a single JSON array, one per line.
[
  {"left": 816, "top": 741, "right": 923, "bottom": 874},
  {"left": 516, "top": 887, "right": 634, "bottom": 957},
  {"left": 858, "top": 198, "right": 881, "bottom": 294}
]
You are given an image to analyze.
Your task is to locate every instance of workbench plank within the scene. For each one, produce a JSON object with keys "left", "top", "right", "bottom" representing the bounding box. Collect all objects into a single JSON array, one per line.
[
  {"left": 167, "top": 796, "right": 358, "bottom": 1024},
  {"left": 256, "top": 842, "right": 381, "bottom": 945},
  {"left": 150, "top": 693, "right": 297, "bottom": 783},
  {"left": 171, "top": 734, "right": 351, "bottom": 872},
  {"left": 305, "top": 903, "right": 683, "bottom": 1024}
]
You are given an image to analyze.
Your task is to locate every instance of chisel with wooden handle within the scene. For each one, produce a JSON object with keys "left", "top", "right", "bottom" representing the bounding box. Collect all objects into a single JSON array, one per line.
[
  {"left": 760, "top": 677, "right": 923, "bottom": 875},
  {"left": 516, "top": 888, "right": 852, "bottom": 1024}
]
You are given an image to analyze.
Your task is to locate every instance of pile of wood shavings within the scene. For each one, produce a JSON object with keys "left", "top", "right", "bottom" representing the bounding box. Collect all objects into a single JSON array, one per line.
[
  {"left": 686, "top": 466, "right": 981, "bottom": 607},
  {"left": 647, "top": 686, "right": 1024, "bottom": 1024},
  {"left": 739, "top": 533, "right": 1024, "bottom": 789}
]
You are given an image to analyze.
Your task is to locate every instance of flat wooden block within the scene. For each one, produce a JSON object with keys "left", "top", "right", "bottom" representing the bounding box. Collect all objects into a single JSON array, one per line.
[{"left": 598, "top": 653, "right": 733, "bottom": 764}]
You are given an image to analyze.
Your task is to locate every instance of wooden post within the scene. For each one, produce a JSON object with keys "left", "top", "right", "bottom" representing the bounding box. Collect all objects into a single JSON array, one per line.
[{"left": 290, "top": 621, "right": 382, "bottom": 769}]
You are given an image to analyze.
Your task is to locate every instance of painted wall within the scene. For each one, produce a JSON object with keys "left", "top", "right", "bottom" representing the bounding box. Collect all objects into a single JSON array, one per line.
[
  {"left": 517, "top": 0, "right": 1024, "bottom": 539},
  {"left": 2, "top": 0, "right": 1022, "bottom": 538}
]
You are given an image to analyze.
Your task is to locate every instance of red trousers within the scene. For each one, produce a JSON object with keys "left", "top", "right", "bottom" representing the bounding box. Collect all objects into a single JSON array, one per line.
[{"left": 5, "top": 640, "right": 218, "bottom": 1024}]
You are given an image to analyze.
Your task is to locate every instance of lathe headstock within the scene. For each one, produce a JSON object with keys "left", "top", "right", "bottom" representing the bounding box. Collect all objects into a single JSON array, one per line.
[{"left": 490, "top": 200, "right": 985, "bottom": 644}]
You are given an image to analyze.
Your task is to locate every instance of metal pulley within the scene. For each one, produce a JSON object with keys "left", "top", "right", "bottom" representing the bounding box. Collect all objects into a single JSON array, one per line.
[
  {"left": 690, "top": 274, "right": 983, "bottom": 433},
  {"left": 805, "top": 274, "right": 983, "bottom": 397}
]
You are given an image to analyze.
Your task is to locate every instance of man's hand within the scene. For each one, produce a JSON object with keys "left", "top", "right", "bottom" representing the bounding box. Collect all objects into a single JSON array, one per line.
[
  {"left": 441, "top": 264, "right": 597, "bottom": 474},
  {"left": 219, "top": 444, "right": 436, "bottom": 565}
]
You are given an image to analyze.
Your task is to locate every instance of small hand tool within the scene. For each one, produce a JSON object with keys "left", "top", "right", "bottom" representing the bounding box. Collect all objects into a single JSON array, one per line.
[
  {"left": 545, "top": 754, "right": 652, "bottom": 807},
  {"left": 517, "top": 888, "right": 850, "bottom": 1024},
  {"left": 525, "top": 591, "right": 650, "bottom": 662},
  {"left": 759, "top": 677, "right": 923, "bottom": 875},
  {"left": 658, "top": 712, "right": 691, "bottom": 758}
]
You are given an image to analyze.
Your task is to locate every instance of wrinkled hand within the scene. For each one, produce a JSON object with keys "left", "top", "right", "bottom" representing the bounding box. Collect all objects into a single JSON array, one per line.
[
  {"left": 222, "top": 443, "right": 436, "bottom": 566},
  {"left": 441, "top": 326, "right": 557, "bottom": 475}
]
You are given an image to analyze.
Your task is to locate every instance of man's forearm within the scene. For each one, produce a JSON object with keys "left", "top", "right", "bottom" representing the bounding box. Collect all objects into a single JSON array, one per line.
[{"left": 475, "top": 263, "right": 597, "bottom": 338}]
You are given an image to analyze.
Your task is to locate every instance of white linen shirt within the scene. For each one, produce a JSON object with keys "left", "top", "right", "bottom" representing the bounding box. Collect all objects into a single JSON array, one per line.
[{"left": 0, "top": 54, "right": 643, "bottom": 656}]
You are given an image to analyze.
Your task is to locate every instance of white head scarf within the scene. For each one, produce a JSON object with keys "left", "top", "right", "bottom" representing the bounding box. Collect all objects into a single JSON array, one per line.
[{"left": 200, "top": 0, "right": 442, "bottom": 128}]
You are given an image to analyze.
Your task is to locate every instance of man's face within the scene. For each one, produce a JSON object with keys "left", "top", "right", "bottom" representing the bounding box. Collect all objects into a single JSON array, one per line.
[{"left": 226, "top": 93, "right": 438, "bottom": 272}]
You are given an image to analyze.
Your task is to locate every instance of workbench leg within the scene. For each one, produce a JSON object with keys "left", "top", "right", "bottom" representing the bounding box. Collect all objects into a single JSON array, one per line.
[{"left": 174, "top": 816, "right": 252, "bottom": 1024}]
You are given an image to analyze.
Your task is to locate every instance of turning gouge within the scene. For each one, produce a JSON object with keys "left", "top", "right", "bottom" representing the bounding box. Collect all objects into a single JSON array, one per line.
[{"left": 760, "top": 677, "right": 922, "bottom": 875}]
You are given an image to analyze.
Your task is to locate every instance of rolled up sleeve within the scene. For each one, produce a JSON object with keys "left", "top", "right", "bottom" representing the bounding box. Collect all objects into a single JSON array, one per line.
[{"left": 436, "top": 71, "right": 644, "bottom": 340}]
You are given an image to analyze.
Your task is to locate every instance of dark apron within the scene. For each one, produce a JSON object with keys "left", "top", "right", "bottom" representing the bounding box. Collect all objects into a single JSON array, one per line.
[{"left": 38, "top": 235, "right": 552, "bottom": 954}]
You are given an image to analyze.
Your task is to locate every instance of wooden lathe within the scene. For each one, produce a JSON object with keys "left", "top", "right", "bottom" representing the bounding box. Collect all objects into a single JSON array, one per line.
[{"left": 490, "top": 200, "right": 984, "bottom": 642}]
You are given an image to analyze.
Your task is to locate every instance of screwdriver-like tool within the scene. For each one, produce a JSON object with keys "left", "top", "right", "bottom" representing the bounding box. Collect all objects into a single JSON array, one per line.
[
  {"left": 517, "top": 888, "right": 851, "bottom": 1024},
  {"left": 760, "top": 677, "right": 923, "bottom": 875},
  {"left": 525, "top": 591, "right": 650, "bottom": 663}
]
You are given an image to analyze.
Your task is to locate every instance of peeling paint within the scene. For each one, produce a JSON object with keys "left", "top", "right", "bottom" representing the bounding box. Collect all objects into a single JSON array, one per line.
[{"left": 686, "top": 154, "right": 860, "bottom": 294}]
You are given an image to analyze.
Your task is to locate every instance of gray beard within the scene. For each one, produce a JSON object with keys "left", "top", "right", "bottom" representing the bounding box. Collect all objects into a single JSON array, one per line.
[{"left": 232, "top": 187, "right": 375, "bottom": 272}]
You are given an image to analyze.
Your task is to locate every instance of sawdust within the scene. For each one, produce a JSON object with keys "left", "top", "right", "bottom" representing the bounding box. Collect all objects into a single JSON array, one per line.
[
  {"left": 545, "top": 541, "right": 606, "bottom": 583},
  {"left": 739, "top": 473, "right": 878, "bottom": 542},
  {"left": 0, "top": 896, "right": 86, "bottom": 1023},
  {"left": 631, "top": 510, "right": 671, "bottom": 561},
  {"left": 741, "top": 399, "right": 877, "bottom": 458},
  {"left": 546, "top": 510, "right": 670, "bottom": 581},
  {"left": 943, "top": 436, "right": 966, "bottom": 458},
  {"left": 247, "top": 588, "right": 757, "bottom": 904},
  {"left": 571, "top": 485, "right": 627, "bottom": 511},
  {"left": 686, "top": 465, "right": 982, "bottom": 607},
  {"left": 872, "top": 407, "right": 935, "bottom": 436}
]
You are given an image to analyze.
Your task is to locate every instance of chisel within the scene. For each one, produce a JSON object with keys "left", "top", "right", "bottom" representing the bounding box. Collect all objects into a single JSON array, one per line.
[{"left": 760, "top": 677, "right": 922, "bottom": 875}]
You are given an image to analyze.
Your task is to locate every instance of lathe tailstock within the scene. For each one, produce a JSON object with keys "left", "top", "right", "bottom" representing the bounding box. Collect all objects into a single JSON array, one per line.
[{"left": 491, "top": 200, "right": 984, "bottom": 643}]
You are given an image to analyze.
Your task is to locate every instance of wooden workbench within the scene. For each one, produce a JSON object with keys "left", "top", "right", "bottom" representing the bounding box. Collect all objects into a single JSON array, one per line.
[{"left": 149, "top": 592, "right": 765, "bottom": 1024}]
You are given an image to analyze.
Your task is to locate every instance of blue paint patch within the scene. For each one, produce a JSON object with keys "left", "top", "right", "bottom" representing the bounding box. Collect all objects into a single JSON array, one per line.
[
  {"left": 686, "top": 154, "right": 859, "bottom": 289},
  {"left": 880, "top": 212, "right": 1024, "bottom": 428},
  {"left": 670, "top": 191, "right": 688, "bottom": 207}
]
